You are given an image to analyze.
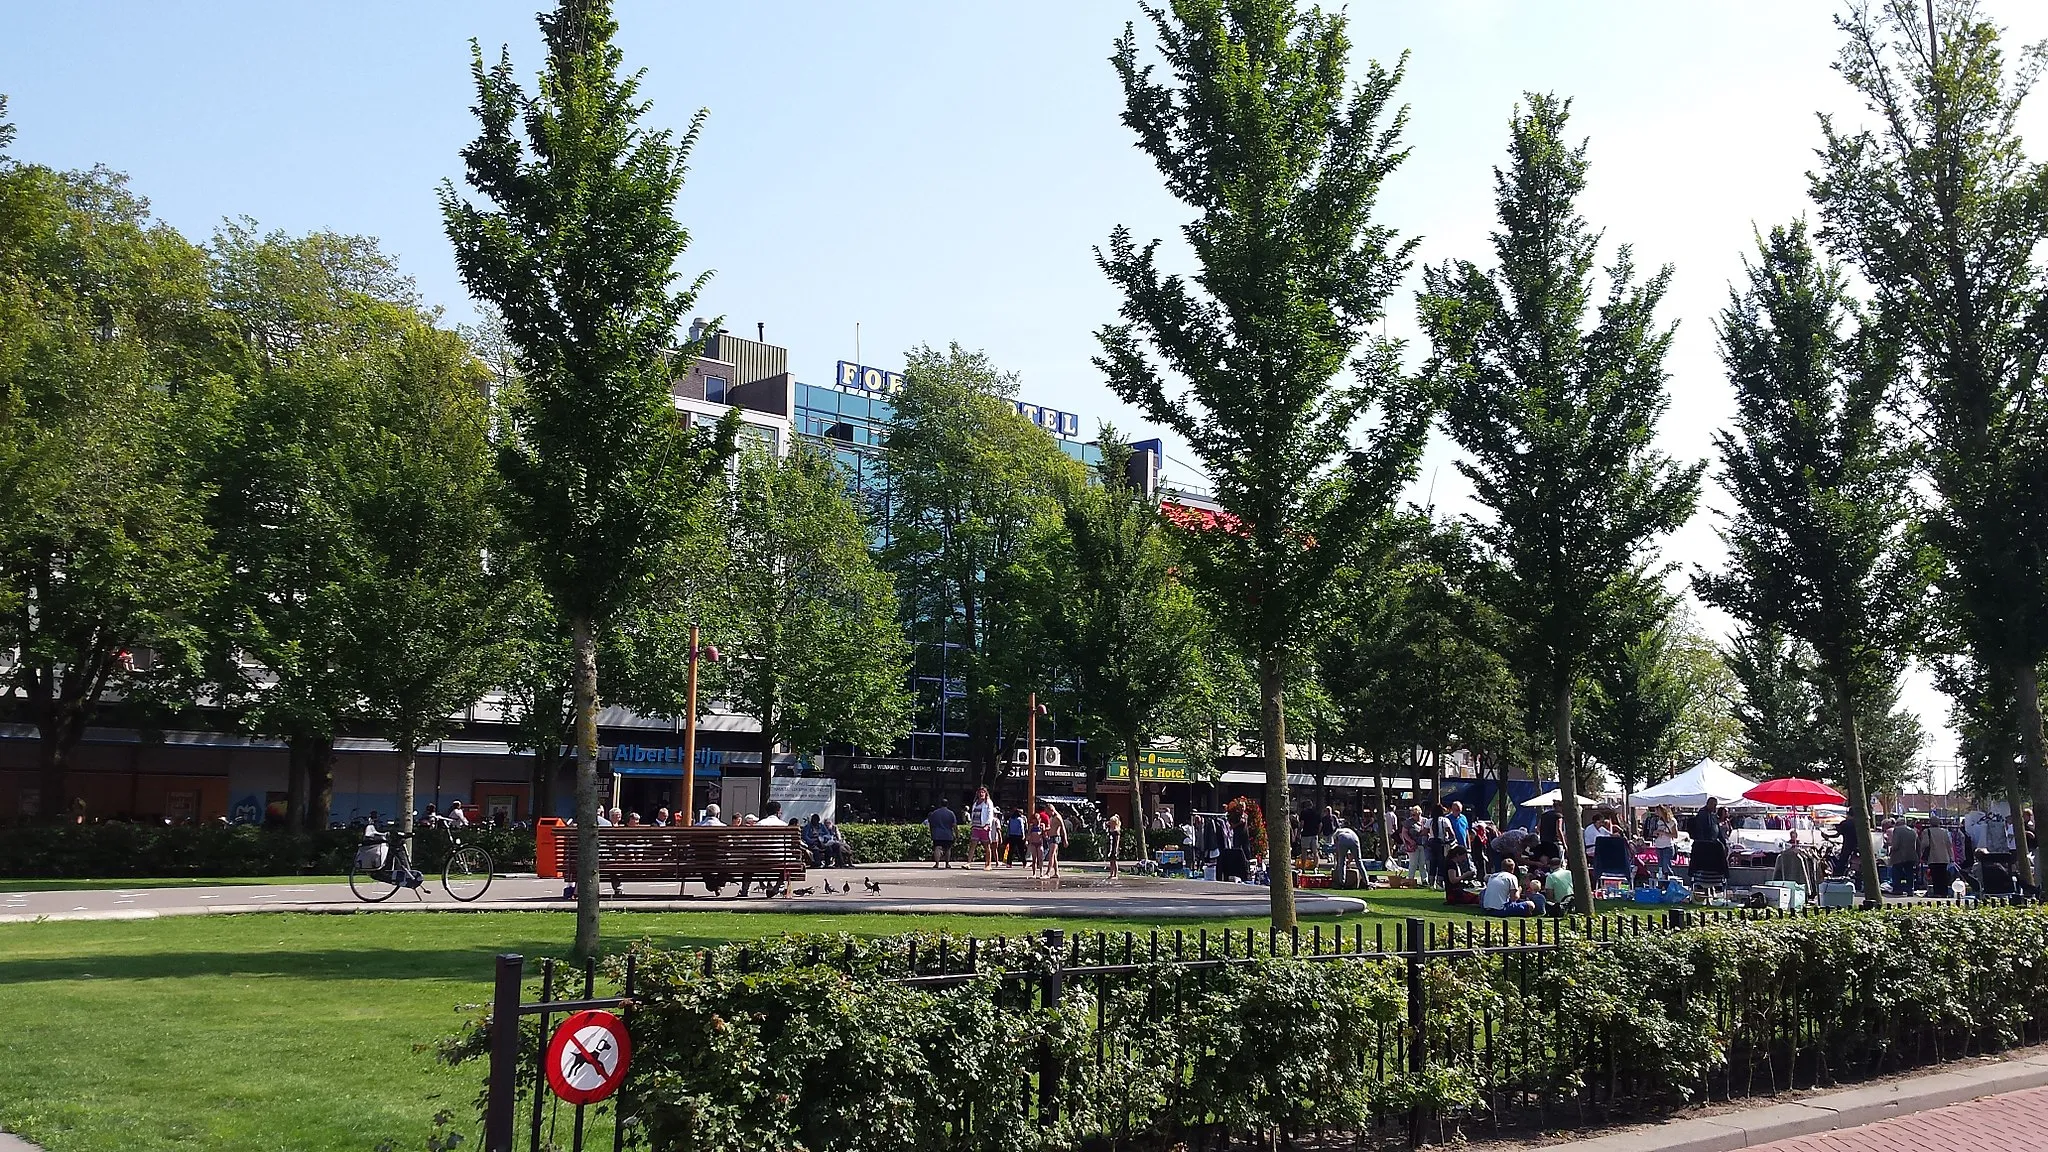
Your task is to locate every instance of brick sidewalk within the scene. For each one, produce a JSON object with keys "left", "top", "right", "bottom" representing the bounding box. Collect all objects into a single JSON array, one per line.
[{"left": 1749, "top": 1083, "right": 2048, "bottom": 1151}]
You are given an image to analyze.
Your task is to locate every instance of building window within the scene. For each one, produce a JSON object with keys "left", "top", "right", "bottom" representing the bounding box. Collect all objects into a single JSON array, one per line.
[{"left": 705, "top": 375, "right": 728, "bottom": 404}]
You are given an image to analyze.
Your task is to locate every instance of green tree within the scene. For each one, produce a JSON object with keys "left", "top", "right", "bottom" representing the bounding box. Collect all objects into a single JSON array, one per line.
[
  {"left": 1662, "top": 625, "right": 1744, "bottom": 771},
  {"left": 441, "top": 0, "right": 736, "bottom": 958},
  {"left": 1051, "top": 432, "right": 1202, "bottom": 856},
  {"left": 1812, "top": 0, "right": 2048, "bottom": 885},
  {"left": 1419, "top": 95, "right": 1702, "bottom": 912},
  {"left": 203, "top": 225, "right": 426, "bottom": 830},
  {"left": 1813, "top": 656, "right": 1926, "bottom": 800},
  {"left": 879, "top": 344, "right": 1081, "bottom": 785},
  {"left": 1582, "top": 604, "right": 1688, "bottom": 803},
  {"left": 1695, "top": 222, "right": 1925, "bottom": 904},
  {"left": 1097, "top": 0, "right": 1431, "bottom": 927},
  {"left": 1725, "top": 625, "right": 1827, "bottom": 779},
  {"left": 344, "top": 319, "right": 507, "bottom": 833},
  {"left": 706, "top": 443, "right": 912, "bottom": 791},
  {"left": 0, "top": 162, "right": 221, "bottom": 820}
]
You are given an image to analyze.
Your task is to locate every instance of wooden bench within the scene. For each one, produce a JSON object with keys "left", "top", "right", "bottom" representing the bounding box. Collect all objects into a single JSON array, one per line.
[{"left": 553, "top": 825, "right": 806, "bottom": 897}]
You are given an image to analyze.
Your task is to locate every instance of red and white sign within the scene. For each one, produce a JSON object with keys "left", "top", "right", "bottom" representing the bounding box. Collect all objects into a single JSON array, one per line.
[{"left": 543, "top": 1010, "right": 631, "bottom": 1105}]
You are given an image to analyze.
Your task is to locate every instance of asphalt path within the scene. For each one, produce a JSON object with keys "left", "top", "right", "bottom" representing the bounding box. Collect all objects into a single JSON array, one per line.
[{"left": 0, "top": 861, "right": 1369, "bottom": 922}]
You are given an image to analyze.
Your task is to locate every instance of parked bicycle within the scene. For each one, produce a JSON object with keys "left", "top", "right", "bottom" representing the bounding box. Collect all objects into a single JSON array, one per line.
[{"left": 350, "top": 815, "right": 494, "bottom": 902}]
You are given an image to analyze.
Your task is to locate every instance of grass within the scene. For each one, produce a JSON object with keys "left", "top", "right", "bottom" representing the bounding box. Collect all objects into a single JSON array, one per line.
[
  {"left": 0, "top": 886, "right": 1654, "bottom": 1152},
  {"left": 0, "top": 876, "right": 349, "bottom": 893}
]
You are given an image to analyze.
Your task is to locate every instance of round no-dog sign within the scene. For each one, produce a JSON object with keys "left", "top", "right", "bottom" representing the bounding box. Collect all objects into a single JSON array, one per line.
[{"left": 544, "top": 1010, "right": 631, "bottom": 1105}]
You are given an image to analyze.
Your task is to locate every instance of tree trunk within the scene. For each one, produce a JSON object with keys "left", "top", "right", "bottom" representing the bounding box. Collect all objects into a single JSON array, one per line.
[
  {"left": 307, "top": 736, "right": 335, "bottom": 831},
  {"left": 759, "top": 714, "right": 779, "bottom": 819},
  {"left": 285, "top": 738, "right": 309, "bottom": 832},
  {"left": 35, "top": 728, "right": 69, "bottom": 824},
  {"left": 1832, "top": 668, "right": 1885, "bottom": 907},
  {"left": 1552, "top": 672, "right": 1593, "bottom": 915},
  {"left": 1127, "top": 734, "right": 1149, "bottom": 860},
  {"left": 287, "top": 735, "right": 333, "bottom": 832},
  {"left": 1259, "top": 651, "right": 1296, "bottom": 929},
  {"left": 1375, "top": 751, "right": 1391, "bottom": 860},
  {"left": 399, "top": 744, "right": 418, "bottom": 836},
  {"left": 531, "top": 746, "right": 558, "bottom": 824},
  {"left": 571, "top": 611, "right": 603, "bottom": 962},
  {"left": 2011, "top": 661, "right": 2048, "bottom": 890}
]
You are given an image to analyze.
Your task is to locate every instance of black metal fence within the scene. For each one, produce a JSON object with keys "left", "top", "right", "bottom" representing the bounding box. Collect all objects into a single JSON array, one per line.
[{"left": 482, "top": 901, "right": 2042, "bottom": 1151}]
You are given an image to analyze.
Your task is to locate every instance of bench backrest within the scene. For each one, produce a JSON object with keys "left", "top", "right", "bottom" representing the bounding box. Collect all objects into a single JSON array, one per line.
[{"left": 555, "top": 825, "right": 805, "bottom": 872}]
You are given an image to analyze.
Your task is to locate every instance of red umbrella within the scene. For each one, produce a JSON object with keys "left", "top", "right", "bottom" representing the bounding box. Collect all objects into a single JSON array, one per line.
[{"left": 1742, "top": 778, "right": 1846, "bottom": 807}]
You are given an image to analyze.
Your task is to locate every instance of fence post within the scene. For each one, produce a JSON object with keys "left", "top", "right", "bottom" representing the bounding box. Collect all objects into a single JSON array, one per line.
[
  {"left": 1405, "top": 917, "right": 1427, "bottom": 1148},
  {"left": 1038, "top": 928, "right": 1065, "bottom": 1125},
  {"left": 1666, "top": 906, "right": 1687, "bottom": 932},
  {"left": 486, "top": 953, "right": 522, "bottom": 1152}
]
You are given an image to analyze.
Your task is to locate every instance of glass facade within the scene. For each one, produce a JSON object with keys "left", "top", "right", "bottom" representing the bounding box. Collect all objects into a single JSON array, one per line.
[
  {"left": 792, "top": 380, "right": 1105, "bottom": 767},
  {"left": 793, "top": 381, "right": 1104, "bottom": 546}
]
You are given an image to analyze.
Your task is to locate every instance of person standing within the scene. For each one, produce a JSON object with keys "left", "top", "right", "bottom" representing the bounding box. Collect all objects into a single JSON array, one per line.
[
  {"left": 1041, "top": 802, "right": 1067, "bottom": 881},
  {"left": 1886, "top": 819, "right": 1919, "bottom": 895},
  {"left": 1104, "top": 812, "right": 1124, "bottom": 878},
  {"left": 926, "top": 800, "right": 958, "bottom": 868},
  {"left": 1448, "top": 801, "right": 1471, "bottom": 852},
  {"left": 1924, "top": 818, "right": 1954, "bottom": 895},
  {"left": 1004, "top": 808, "right": 1027, "bottom": 867},
  {"left": 969, "top": 786, "right": 998, "bottom": 870},
  {"left": 1430, "top": 804, "right": 1456, "bottom": 888},
  {"left": 1400, "top": 806, "right": 1429, "bottom": 885},
  {"left": 1644, "top": 805, "right": 1679, "bottom": 880}
]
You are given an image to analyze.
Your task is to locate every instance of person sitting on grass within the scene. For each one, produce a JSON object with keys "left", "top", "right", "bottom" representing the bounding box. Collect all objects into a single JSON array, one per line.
[
  {"left": 1482, "top": 865, "right": 1547, "bottom": 916},
  {"left": 1542, "top": 859, "right": 1574, "bottom": 908},
  {"left": 1444, "top": 845, "right": 1482, "bottom": 905}
]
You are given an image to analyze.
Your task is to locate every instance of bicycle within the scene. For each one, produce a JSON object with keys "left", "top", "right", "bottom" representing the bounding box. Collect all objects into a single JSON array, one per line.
[{"left": 349, "top": 817, "right": 495, "bottom": 902}]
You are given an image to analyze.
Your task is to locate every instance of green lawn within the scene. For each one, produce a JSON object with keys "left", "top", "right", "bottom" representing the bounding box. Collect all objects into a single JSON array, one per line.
[
  {"left": 0, "top": 876, "right": 350, "bottom": 893},
  {"left": 0, "top": 890, "right": 1653, "bottom": 1152}
]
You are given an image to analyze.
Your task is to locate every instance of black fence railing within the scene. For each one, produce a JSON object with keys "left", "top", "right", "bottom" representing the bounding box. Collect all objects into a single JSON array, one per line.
[{"left": 481, "top": 900, "right": 2038, "bottom": 1151}]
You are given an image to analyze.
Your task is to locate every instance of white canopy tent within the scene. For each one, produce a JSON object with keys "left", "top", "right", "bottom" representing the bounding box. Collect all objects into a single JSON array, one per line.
[{"left": 1629, "top": 759, "right": 1761, "bottom": 809}]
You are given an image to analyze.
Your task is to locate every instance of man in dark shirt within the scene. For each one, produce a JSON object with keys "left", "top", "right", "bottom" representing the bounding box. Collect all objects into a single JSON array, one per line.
[
  {"left": 926, "top": 802, "right": 958, "bottom": 868},
  {"left": 1688, "top": 798, "right": 1725, "bottom": 843}
]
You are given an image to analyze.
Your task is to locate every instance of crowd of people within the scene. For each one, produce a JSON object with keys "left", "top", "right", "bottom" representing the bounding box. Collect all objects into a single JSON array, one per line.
[{"left": 924, "top": 787, "right": 1074, "bottom": 880}]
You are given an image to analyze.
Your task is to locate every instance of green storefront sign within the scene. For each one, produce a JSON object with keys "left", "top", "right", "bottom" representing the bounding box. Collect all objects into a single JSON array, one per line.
[{"left": 1105, "top": 749, "right": 1190, "bottom": 782}]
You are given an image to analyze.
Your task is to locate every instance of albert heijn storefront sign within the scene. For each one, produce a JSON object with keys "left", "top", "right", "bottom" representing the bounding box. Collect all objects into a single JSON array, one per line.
[
  {"left": 606, "top": 744, "right": 724, "bottom": 777},
  {"left": 835, "top": 360, "right": 1083, "bottom": 439}
]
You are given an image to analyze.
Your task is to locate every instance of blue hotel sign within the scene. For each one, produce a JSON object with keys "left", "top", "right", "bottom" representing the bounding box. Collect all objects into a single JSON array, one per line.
[{"left": 836, "top": 360, "right": 1082, "bottom": 439}]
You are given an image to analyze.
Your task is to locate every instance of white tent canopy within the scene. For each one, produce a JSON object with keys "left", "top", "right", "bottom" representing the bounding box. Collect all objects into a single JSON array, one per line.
[{"left": 1629, "top": 759, "right": 1761, "bottom": 809}]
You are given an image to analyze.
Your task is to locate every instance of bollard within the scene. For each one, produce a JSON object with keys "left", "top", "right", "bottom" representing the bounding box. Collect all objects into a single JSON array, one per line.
[{"left": 486, "top": 953, "right": 523, "bottom": 1152}]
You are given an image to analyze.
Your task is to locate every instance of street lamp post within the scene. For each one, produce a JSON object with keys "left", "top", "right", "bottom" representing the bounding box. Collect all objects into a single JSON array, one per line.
[
  {"left": 1025, "top": 693, "right": 1048, "bottom": 816},
  {"left": 678, "top": 624, "right": 720, "bottom": 824}
]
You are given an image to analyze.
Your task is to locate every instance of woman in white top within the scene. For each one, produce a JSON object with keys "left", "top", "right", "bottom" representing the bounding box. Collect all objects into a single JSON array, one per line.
[{"left": 971, "top": 787, "right": 998, "bottom": 869}]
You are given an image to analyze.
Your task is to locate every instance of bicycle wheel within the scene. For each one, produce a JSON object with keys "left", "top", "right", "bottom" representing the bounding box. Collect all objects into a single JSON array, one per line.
[
  {"left": 442, "top": 845, "right": 494, "bottom": 902},
  {"left": 350, "top": 848, "right": 403, "bottom": 902}
]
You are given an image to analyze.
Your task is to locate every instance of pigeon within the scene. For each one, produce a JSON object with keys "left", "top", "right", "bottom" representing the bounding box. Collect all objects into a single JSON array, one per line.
[
  {"left": 822, "top": 879, "right": 836, "bottom": 894},
  {"left": 863, "top": 877, "right": 882, "bottom": 894},
  {"left": 791, "top": 886, "right": 814, "bottom": 896}
]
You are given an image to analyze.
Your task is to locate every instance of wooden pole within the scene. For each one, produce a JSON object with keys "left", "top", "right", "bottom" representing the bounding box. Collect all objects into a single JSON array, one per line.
[
  {"left": 680, "top": 623, "right": 701, "bottom": 823},
  {"left": 1026, "top": 691, "right": 1039, "bottom": 816}
]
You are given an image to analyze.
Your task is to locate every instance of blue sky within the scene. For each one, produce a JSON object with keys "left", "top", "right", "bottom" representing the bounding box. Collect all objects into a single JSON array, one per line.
[{"left": 13, "top": 1, "right": 2048, "bottom": 782}]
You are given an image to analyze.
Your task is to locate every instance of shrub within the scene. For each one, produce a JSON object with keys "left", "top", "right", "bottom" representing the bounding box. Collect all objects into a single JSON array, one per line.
[
  {"left": 451, "top": 906, "right": 2048, "bottom": 1151},
  {"left": 836, "top": 822, "right": 932, "bottom": 864}
]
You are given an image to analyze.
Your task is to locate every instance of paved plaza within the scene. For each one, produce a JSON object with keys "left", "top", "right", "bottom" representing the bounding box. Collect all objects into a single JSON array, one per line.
[
  {"left": 0, "top": 862, "right": 1369, "bottom": 923},
  {"left": 1747, "top": 1083, "right": 2048, "bottom": 1152}
]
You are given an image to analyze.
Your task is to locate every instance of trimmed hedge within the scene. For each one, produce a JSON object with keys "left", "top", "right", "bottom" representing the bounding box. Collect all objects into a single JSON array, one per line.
[
  {"left": 451, "top": 905, "right": 2048, "bottom": 1151},
  {"left": 0, "top": 823, "right": 535, "bottom": 878}
]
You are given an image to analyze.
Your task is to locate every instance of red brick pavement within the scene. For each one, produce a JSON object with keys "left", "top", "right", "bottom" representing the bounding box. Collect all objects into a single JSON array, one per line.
[{"left": 1748, "top": 1083, "right": 2048, "bottom": 1151}]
